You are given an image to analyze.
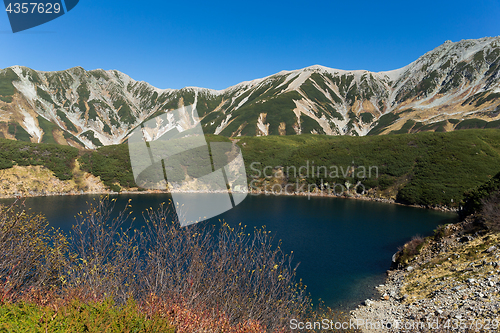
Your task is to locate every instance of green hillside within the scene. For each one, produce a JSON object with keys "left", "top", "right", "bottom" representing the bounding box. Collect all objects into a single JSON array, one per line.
[
  {"left": 1, "top": 130, "right": 500, "bottom": 208},
  {"left": 0, "top": 138, "right": 78, "bottom": 180},
  {"left": 237, "top": 129, "right": 500, "bottom": 207}
]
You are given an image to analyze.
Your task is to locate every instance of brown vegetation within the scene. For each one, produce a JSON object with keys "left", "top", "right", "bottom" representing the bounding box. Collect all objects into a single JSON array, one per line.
[
  {"left": 0, "top": 196, "right": 322, "bottom": 332},
  {"left": 480, "top": 190, "right": 500, "bottom": 232},
  {"left": 394, "top": 235, "right": 425, "bottom": 267}
]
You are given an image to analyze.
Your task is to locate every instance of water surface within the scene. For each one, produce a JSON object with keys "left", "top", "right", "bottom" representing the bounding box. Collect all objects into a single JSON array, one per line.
[{"left": 1, "top": 193, "right": 457, "bottom": 309}]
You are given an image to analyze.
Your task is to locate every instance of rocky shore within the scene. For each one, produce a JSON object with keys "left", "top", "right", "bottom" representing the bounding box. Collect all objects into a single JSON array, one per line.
[
  {"left": 351, "top": 218, "right": 500, "bottom": 332},
  {"left": 248, "top": 188, "right": 459, "bottom": 213},
  {"left": 0, "top": 165, "right": 458, "bottom": 214}
]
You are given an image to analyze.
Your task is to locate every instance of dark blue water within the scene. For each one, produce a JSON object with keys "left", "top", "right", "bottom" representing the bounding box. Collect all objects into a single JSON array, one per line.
[{"left": 1, "top": 193, "right": 457, "bottom": 309}]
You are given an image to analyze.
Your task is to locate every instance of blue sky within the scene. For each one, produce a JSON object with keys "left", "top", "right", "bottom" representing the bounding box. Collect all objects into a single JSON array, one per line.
[{"left": 1, "top": 0, "right": 500, "bottom": 90}]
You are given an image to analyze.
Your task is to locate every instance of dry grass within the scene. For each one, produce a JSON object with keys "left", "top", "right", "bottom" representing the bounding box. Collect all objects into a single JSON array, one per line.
[{"left": 400, "top": 230, "right": 500, "bottom": 303}]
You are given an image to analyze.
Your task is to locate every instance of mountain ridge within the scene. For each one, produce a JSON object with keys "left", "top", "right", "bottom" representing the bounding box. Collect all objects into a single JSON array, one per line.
[{"left": 1, "top": 36, "right": 500, "bottom": 149}]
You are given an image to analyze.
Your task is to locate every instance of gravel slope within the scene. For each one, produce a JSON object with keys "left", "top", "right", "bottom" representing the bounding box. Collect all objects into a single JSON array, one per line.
[{"left": 351, "top": 217, "right": 500, "bottom": 332}]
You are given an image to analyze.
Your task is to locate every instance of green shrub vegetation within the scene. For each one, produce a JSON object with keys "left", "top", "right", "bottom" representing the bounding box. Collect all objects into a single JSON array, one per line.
[
  {"left": 37, "top": 116, "right": 58, "bottom": 145},
  {"left": 462, "top": 171, "right": 500, "bottom": 216},
  {"left": 0, "top": 68, "right": 18, "bottom": 101},
  {"left": 324, "top": 104, "right": 344, "bottom": 120},
  {"left": 79, "top": 134, "right": 233, "bottom": 191},
  {"left": 300, "top": 78, "right": 332, "bottom": 105},
  {"left": 455, "top": 118, "right": 488, "bottom": 130},
  {"left": 462, "top": 90, "right": 500, "bottom": 107},
  {"left": 476, "top": 92, "right": 500, "bottom": 107},
  {"left": 8, "top": 122, "right": 31, "bottom": 142},
  {"left": 391, "top": 119, "right": 415, "bottom": 134},
  {"left": 62, "top": 131, "right": 85, "bottom": 147},
  {"left": 0, "top": 95, "right": 12, "bottom": 103},
  {"left": 360, "top": 112, "right": 374, "bottom": 124},
  {"left": 1, "top": 128, "right": 500, "bottom": 208},
  {"left": 237, "top": 129, "right": 500, "bottom": 207},
  {"left": 220, "top": 91, "right": 301, "bottom": 136},
  {"left": 102, "top": 123, "right": 112, "bottom": 135},
  {"left": 56, "top": 109, "right": 78, "bottom": 132},
  {"left": 113, "top": 98, "right": 136, "bottom": 125},
  {"left": 310, "top": 73, "right": 342, "bottom": 104},
  {"left": 87, "top": 100, "right": 102, "bottom": 121},
  {"left": 380, "top": 118, "right": 500, "bottom": 135},
  {"left": 88, "top": 69, "right": 108, "bottom": 81},
  {"left": 486, "top": 119, "right": 500, "bottom": 129},
  {"left": 76, "top": 82, "right": 90, "bottom": 101},
  {"left": 200, "top": 111, "right": 225, "bottom": 133},
  {"left": 195, "top": 94, "right": 225, "bottom": 118},
  {"left": 367, "top": 112, "right": 400, "bottom": 135},
  {"left": 79, "top": 143, "right": 135, "bottom": 190},
  {"left": 301, "top": 114, "right": 325, "bottom": 134},
  {"left": 80, "top": 130, "right": 103, "bottom": 147},
  {"left": 108, "top": 113, "right": 121, "bottom": 128},
  {"left": 486, "top": 47, "right": 500, "bottom": 63},
  {"left": 412, "top": 120, "right": 448, "bottom": 133},
  {"left": 76, "top": 129, "right": 500, "bottom": 207},
  {"left": 0, "top": 299, "right": 174, "bottom": 333},
  {"left": 409, "top": 70, "right": 439, "bottom": 98},
  {"left": 36, "top": 87, "right": 52, "bottom": 103},
  {"left": 0, "top": 138, "right": 78, "bottom": 180}
]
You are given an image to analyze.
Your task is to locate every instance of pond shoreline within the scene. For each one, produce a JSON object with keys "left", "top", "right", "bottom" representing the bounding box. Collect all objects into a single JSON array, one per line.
[
  {"left": 0, "top": 187, "right": 460, "bottom": 213},
  {"left": 350, "top": 217, "right": 500, "bottom": 333},
  {"left": 248, "top": 189, "right": 459, "bottom": 213}
]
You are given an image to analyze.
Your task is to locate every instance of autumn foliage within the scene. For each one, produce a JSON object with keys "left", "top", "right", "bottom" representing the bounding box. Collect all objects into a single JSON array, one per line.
[{"left": 0, "top": 196, "right": 314, "bottom": 332}]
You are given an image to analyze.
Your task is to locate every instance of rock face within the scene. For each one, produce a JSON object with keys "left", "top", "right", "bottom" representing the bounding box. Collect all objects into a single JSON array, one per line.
[
  {"left": 351, "top": 218, "right": 500, "bottom": 332},
  {"left": 0, "top": 164, "right": 109, "bottom": 198},
  {"left": 1, "top": 37, "right": 500, "bottom": 148}
]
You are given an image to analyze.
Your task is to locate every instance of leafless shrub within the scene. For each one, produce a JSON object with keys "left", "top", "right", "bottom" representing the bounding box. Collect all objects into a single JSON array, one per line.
[
  {"left": 139, "top": 201, "right": 311, "bottom": 331},
  {"left": 480, "top": 190, "right": 500, "bottom": 232},
  {"left": 66, "top": 196, "right": 141, "bottom": 304},
  {"left": 0, "top": 196, "right": 312, "bottom": 331},
  {"left": 0, "top": 198, "right": 68, "bottom": 302},
  {"left": 395, "top": 235, "right": 425, "bottom": 266}
]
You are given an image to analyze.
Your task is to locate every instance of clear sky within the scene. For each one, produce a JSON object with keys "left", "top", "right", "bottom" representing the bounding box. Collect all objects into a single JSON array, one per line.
[{"left": 1, "top": 0, "right": 500, "bottom": 90}]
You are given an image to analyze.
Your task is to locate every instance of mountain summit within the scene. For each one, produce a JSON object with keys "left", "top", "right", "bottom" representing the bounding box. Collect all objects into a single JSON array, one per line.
[{"left": 0, "top": 37, "right": 499, "bottom": 148}]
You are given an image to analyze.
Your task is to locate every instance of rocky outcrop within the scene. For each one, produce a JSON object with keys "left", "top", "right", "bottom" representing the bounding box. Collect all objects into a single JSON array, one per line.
[{"left": 0, "top": 164, "right": 110, "bottom": 198}]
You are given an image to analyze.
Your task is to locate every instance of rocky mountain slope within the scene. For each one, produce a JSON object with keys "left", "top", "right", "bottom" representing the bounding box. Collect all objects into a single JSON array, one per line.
[{"left": 1, "top": 37, "right": 500, "bottom": 149}]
